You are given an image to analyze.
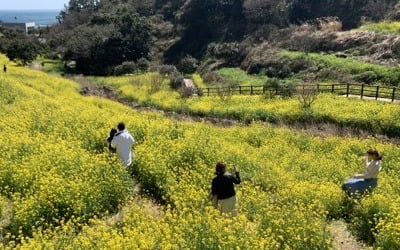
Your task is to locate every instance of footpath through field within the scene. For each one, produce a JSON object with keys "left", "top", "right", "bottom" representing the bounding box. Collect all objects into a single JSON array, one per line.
[{"left": 328, "top": 221, "right": 367, "bottom": 250}]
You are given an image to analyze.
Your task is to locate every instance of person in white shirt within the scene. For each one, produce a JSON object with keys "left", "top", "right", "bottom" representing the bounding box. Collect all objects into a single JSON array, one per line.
[
  {"left": 109, "top": 122, "right": 135, "bottom": 167},
  {"left": 342, "top": 149, "right": 382, "bottom": 197}
]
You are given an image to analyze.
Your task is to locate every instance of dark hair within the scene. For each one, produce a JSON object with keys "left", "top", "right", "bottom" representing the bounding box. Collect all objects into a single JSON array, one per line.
[
  {"left": 107, "top": 128, "right": 118, "bottom": 143},
  {"left": 215, "top": 162, "right": 226, "bottom": 175},
  {"left": 117, "top": 122, "right": 125, "bottom": 131},
  {"left": 367, "top": 149, "right": 382, "bottom": 160}
]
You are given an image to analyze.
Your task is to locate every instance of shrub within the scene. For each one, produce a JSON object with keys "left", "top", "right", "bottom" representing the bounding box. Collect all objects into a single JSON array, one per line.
[
  {"left": 136, "top": 57, "right": 150, "bottom": 72},
  {"left": 148, "top": 73, "right": 166, "bottom": 94},
  {"left": 207, "top": 42, "right": 241, "bottom": 61},
  {"left": 179, "top": 85, "right": 196, "bottom": 98},
  {"left": 243, "top": 48, "right": 311, "bottom": 77},
  {"left": 296, "top": 74, "right": 318, "bottom": 109},
  {"left": 157, "top": 64, "right": 178, "bottom": 76},
  {"left": 177, "top": 55, "right": 199, "bottom": 74},
  {"left": 263, "top": 78, "right": 297, "bottom": 98},
  {"left": 169, "top": 71, "right": 184, "bottom": 90},
  {"left": 353, "top": 71, "right": 378, "bottom": 84},
  {"left": 216, "top": 84, "right": 233, "bottom": 102},
  {"left": 201, "top": 71, "right": 226, "bottom": 85},
  {"left": 297, "top": 84, "right": 318, "bottom": 109},
  {"left": 113, "top": 61, "right": 136, "bottom": 75}
]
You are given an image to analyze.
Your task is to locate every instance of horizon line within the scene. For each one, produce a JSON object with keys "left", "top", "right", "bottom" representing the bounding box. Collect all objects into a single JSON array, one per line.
[{"left": 0, "top": 9, "right": 63, "bottom": 11}]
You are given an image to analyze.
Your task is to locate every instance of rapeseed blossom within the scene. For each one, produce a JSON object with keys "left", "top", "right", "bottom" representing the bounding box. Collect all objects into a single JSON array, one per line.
[{"left": 0, "top": 55, "right": 399, "bottom": 248}]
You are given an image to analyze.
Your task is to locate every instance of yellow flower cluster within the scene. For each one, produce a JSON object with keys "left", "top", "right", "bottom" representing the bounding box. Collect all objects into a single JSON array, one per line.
[
  {"left": 1, "top": 55, "right": 400, "bottom": 248},
  {"left": 92, "top": 74, "right": 400, "bottom": 136}
]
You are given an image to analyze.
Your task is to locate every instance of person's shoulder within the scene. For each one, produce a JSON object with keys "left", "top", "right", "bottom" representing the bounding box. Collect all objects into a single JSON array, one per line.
[{"left": 224, "top": 173, "right": 233, "bottom": 177}]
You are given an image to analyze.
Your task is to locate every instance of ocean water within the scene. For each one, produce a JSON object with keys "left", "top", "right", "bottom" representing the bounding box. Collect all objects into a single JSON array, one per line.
[{"left": 0, "top": 10, "right": 60, "bottom": 26}]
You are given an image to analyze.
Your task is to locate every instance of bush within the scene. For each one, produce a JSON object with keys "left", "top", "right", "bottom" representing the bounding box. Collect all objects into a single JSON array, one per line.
[
  {"left": 169, "top": 72, "right": 184, "bottom": 90},
  {"left": 157, "top": 65, "right": 178, "bottom": 76},
  {"left": 113, "top": 61, "right": 136, "bottom": 75},
  {"left": 297, "top": 74, "right": 318, "bottom": 109},
  {"left": 207, "top": 42, "right": 241, "bottom": 61},
  {"left": 353, "top": 71, "right": 378, "bottom": 84},
  {"left": 201, "top": 71, "right": 225, "bottom": 84},
  {"left": 242, "top": 48, "right": 311, "bottom": 77},
  {"left": 263, "top": 78, "right": 297, "bottom": 98},
  {"left": 215, "top": 84, "right": 233, "bottom": 102},
  {"left": 137, "top": 58, "right": 150, "bottom": 72},
  {"left": 148, "top": 73, "right": 166, "bottom": 94},
  {"left": 177, "top": 55, "right": 199, "bottom": 74}
]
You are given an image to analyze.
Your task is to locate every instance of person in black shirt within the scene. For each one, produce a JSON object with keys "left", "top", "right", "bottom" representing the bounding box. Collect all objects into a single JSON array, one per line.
[{"left": 209, "top": 162, "right": 241, "bottom": 216}]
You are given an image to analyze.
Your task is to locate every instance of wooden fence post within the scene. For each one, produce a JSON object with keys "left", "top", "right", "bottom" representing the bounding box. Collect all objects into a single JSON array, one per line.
[
  {"left": 207, "top": 88, "right": 210, "bottom": 96},
  {"left": 392, "top": 87, "right": 396, "bottom": 102},
  {"left": 317, "top": 84, "right": 320, "bottom": 93},
  {"left": 361, "top": 84, "right": 364, "bottom": 99},
  {"left": 346, "top": 83, "right": 350, "bottom": 97},
  {"left": 331, "top": 84, "right": 335, "bottom": 93},
  {"left": 262, "top": 86, "right": 266, "bottom": 94},
  {"left": 239, "top": 86, "right": 242, "bottom": 95},
  {"left": 250, "top": 85, "right": 254, "bottom": 95},
  {"left": 375, "top": 86, "right": 380, "bottom": 100}
]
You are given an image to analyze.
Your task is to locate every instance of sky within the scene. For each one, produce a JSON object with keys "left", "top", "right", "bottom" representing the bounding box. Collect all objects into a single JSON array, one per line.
[{"left": 0, "top": 0, "right": 69, "bottom": 10}]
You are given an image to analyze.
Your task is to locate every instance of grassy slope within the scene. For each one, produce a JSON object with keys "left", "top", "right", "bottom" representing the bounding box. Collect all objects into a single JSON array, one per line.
[
  {"left": 358, "top": 21, "right": 400, "bottom": 34},
  {"left": 280, "top": 50, "right": 400, "bottom": 85},
  {"left": 217, "top": 67, "right": 268, "bottom": 86}
]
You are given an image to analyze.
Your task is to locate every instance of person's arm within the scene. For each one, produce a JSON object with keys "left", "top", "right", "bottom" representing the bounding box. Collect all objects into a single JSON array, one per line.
[
  {"left": 110, "top": 136, "right": 118, "bottom": 149},
  {"left": 232, "top": 166, "right": 241, "bottom": 184},
  {"left": 354, "top": 161, "right": 379, "bottom": 179},
  {"left": 211, "top": 179, "right": 218, "bottom": 196},
  {"left": 353, "top": 156, "right": 369, "bottom": 179},
  {"left": 208, "top": 192, "right": 218, "bottom": 208},
  {"left": 209, "top": 180, "right": 218, "bottom": 207},
  {"left": 130, "top": 134, "right": 135, "bottom": 146}
]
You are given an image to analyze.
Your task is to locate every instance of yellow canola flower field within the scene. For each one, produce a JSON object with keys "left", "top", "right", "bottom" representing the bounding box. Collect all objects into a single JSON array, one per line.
[
  {"left": 1, "top": 55, "right": 400, "bottom": 249},
  {"left": 91, "top": 74, "right": 400, "bottom": 137}
]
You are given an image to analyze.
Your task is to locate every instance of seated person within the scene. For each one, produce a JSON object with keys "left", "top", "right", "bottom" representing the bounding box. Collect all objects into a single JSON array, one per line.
[{"left": 342, "top": 149, "right": 382, "bottom": 197}]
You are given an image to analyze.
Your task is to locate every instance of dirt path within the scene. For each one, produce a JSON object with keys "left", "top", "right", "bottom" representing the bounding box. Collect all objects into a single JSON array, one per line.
[
  {"left": 105, "top": 182, "right": 163, "bottom": 227},
  {"left": 71, "top": 75, "right": 400, "bottom": 144},
  {"left": 346, "top": 94, "right": 400, "bottom": 104},
  {"left": 328, "top": 220, "right": 367, "bottom": 250},
  {"left": 0, "top": 199, "right": 13, "bottom": 244}
]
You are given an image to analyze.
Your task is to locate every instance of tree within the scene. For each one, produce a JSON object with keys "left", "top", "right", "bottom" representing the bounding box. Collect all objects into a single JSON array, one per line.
[
  {"left": 165, "top": 0, "right": 246, "bottom": 63},
  {"left": 5, "top": 40, "right": 39, "bottom": 65},
  {"left": 62, "top": 10, "right": 153, "bottom": 75},
  {"left": 0, "top": 27, "right": 40, "bottom": 65}
]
